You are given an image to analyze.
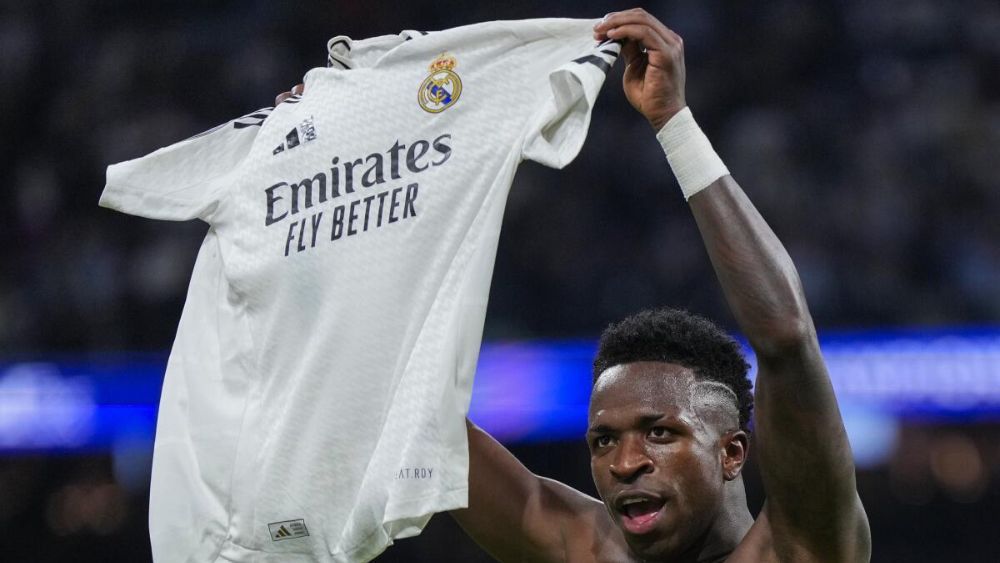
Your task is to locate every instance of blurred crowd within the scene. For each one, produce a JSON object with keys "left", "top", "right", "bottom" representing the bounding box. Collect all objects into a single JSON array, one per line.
[{"left": 2, "top": 0, "right": 999, "bottom": 561}]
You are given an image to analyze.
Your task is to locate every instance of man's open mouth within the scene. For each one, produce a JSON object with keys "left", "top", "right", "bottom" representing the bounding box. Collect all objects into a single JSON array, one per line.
[{"left": 616, "top": 495, "right": 667, "bottom": 535}]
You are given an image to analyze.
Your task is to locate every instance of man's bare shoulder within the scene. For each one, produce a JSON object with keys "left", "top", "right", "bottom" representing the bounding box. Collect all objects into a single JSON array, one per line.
[
  {"left": 727, "top": 501, "right": 870, "bottom": 563},
  {"left": 725, "top": 510, "right": 778, "bottom": 563}
]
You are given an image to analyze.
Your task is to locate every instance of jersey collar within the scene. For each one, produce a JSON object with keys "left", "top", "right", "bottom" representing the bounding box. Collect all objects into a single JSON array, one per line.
[{"left": 326, "top": 30, "right": 429, "bottom": 70}]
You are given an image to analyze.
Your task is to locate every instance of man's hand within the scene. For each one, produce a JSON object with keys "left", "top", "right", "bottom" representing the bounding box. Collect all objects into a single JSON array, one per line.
[
  {"left": 275, "top": 83, "right": 304, "bottom": 106},
  {"left": 593, "top": 9, "right": 686, "bottom": 131}
]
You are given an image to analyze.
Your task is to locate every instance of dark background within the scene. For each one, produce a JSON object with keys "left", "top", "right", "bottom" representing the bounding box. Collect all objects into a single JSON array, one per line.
[{"left": 1, "top": 0, "right": 998, "bottom": 561}]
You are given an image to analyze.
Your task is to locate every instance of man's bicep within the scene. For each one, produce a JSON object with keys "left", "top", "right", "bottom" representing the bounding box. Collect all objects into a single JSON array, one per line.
[
  {"left": 753, "top": 341, "right": 870, "bottom": 557},
  {"left": 452, "top": 421, "right": 588, "bottom": 563}
]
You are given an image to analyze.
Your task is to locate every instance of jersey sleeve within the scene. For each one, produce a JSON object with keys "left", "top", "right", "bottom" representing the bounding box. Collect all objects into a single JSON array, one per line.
[
  {"left": 519, "top": 20, "right": 620, "bottom": 169},
  {"left": 99, "top": 108, "right": 272, "bottom": 222}
]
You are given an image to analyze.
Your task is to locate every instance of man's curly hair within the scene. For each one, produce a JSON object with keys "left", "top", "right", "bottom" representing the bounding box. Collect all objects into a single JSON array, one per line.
[{"left": 592, "top": 308, "right": 754, "bottom": 434}]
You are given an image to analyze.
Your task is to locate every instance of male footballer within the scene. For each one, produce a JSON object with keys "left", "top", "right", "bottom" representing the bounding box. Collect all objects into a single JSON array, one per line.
[{"left": 274, "top": 8, "right": 872, "bottom": 563}]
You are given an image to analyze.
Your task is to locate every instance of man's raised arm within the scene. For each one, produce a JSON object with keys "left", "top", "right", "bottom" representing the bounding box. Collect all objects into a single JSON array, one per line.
[
  {"left": 688, "top": 175, "right": 870, "bottom": 560},
  {"left": 450, "top": 420, "right": 606, "bottom": 563},
  {"left": 596, "top": 9, "right": 870, "bottom": 561}
]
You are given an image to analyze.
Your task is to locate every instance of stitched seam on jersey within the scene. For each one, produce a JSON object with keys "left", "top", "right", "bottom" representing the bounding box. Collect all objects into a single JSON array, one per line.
[
  {"left": 158, "top": 108, "right": 274, "bottom": 204},
  {"left": 208, "top": 107, "right": 279, "bottom": 224},
  {"left": 515, "top": 41, "right": 566, "bottom": 162},
  {"left": 103, "top": 183, "right": 207, "bottom": 204},
  {"left": 102, "top": 183, "right": 223, "bottom": 221},
  {"left": 215, "top": 251, "right": 265, "bottom": 558},
  {"left": 191, "top": 117, "right": 270, "bottom": 533},
  {"left": 110, "top": 162, "right": 234, "bottom": 200}
]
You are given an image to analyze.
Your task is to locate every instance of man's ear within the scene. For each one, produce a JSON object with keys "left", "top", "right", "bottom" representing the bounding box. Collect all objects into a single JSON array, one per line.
[{"left": 721, "top": 430, "right": 748, "bottom": 481}]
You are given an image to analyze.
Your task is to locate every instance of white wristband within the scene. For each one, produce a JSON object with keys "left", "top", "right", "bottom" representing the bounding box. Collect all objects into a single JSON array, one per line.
[{"left": 655, "top": 107, "right": 729, "bottom": 200}]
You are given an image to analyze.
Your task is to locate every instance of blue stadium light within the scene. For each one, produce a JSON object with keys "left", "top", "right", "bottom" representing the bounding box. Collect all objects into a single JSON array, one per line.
[{"left": 1, "top": 328, "right": 998, "bottom": 460}]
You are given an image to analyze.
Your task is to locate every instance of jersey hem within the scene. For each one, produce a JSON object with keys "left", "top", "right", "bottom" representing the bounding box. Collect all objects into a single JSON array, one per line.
[
  {"left": 211, "top": 486, "right": 468, "bottom": 563},
  {"left": 337, "top": 484, "right": 469, "bottom": 562}
]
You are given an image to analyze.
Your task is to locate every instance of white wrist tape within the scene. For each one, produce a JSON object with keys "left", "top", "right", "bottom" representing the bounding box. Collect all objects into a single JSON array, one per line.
[{"left": 656, "top": 107, "right": 730, "bottom": 200}]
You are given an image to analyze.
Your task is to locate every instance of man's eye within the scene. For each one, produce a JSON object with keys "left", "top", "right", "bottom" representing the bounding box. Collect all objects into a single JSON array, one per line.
[
  {"left": 649, "top": 427, "right": 671, "bottom": 439},
  {"left": 595, "top": 435, "right": 613, "bottom": 448}
]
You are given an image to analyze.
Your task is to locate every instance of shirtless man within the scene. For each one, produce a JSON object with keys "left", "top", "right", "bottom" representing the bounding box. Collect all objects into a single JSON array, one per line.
[
  {"left": 448, "top": 9, "right": 871, "bottom": 562},
  {"left": 274, "top": 9, "right": 871, "bottom": 561}
]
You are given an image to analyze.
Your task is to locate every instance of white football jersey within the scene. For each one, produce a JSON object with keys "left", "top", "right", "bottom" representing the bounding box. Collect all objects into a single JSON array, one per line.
[{"left": 101, "top": 19, "right": 618, "bottom": 562}]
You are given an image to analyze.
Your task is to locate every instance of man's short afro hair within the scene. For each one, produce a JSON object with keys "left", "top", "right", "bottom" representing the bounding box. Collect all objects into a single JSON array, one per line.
[{"left": 592, "top": 308, "right": 754, "bottom": 434}]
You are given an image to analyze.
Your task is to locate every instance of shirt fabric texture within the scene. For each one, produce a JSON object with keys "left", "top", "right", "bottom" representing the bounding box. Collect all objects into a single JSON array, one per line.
[{"left": 101, "top": 18, "right": 618, "bottom": 562}]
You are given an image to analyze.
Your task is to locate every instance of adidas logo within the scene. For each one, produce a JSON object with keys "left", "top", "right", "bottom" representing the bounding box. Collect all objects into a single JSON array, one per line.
[
  {"left": 268, "top": 518, "right": 309, "bottom": 541},
  {"left": 273, "top": 116, "right": 317, "bottom": 155}
]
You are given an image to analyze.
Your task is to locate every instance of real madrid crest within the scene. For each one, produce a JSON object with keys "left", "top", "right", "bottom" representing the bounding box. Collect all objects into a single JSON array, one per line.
[{"left": 418, "top": 53, "right": 462, "bottom": 113}]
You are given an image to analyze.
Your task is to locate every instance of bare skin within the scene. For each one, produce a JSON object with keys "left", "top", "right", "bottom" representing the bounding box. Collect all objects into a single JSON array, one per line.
[{"left": 275, "top": 9, "right": 870, "bottom": 561}]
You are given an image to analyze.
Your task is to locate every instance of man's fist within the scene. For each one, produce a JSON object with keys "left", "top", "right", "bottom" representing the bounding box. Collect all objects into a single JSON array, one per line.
[{"left": 593, "top": 9, "right": 687, "bottom": 131}]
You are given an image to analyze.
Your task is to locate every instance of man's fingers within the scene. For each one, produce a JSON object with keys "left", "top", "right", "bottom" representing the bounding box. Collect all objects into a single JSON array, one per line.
[
  {"left": 275, "top": 83, "right": 306, "bottom": 106},
  {"left": 600, "top": 8, "right": 670, "bottom": 36},
  {"left": 604, "top": 24, "right": 671, "bottom": 56},
  {"left": 594, "top": 8, "right": 679, "bottom": 46},
  {"left": 620, "top": 38, "right": 645, "bottom": 69}
]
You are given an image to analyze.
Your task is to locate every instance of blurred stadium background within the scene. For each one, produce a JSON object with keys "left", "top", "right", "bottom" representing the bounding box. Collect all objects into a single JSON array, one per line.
[{"left": 2, "top": 0, "right": 999, "bottom": 561}]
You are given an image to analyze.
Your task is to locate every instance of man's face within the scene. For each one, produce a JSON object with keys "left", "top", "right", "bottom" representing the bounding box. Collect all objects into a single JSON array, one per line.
[{"left": 588, "top": 361, "right": 734, "bottom": 559}]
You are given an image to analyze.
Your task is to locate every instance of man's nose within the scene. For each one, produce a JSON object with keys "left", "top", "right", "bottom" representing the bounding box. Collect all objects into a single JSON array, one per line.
[{"left": 608, "top": 435, "right": 653, "bottom": 481}]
